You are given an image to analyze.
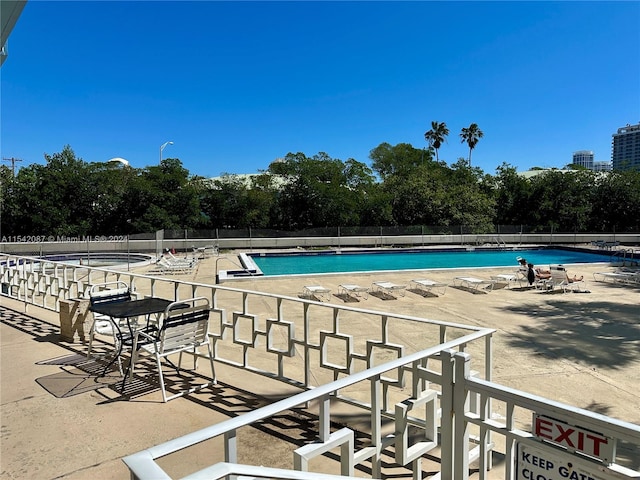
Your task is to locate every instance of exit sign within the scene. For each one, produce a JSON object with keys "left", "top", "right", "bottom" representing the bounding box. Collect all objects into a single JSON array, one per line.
[{"left": 533, "top": 414, "right": 615, "bottom": 463}]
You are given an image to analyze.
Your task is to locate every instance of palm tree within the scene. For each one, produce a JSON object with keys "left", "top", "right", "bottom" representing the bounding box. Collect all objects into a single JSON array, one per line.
[
  {"left": 424, "top": 121, "right": 449, "bottom": 162},
  {"left": 460, "top": 123, "right": 484, "bottom": 165}
]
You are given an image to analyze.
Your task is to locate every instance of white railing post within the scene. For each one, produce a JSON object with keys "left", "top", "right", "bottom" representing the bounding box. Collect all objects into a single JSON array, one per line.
[
  {"left": 224, "top": 430, "right": 238, "bottom": 480},
  {"left": 453, "top": 352, "right": 471, "bottom": 480},
  {"left": 478, "top": 392, "right": 491, "bottom": 480},
  {"left": 303, "top": 303, "right": 311, "bottom": 388},
  {"left": 439, "top": 349, "right": 455, "bottom": 479},
  {"left": 319, "top": 393, "right": 331, "bottom": 442},
  {"left": 484, "top": 333, "right": 493, "bottom": 471},
  {"left": 504, "top": 401, "right": 516, "bottom": 480},
  {"left": 370, "top": 374, "right": 382, "bottom": 478}
]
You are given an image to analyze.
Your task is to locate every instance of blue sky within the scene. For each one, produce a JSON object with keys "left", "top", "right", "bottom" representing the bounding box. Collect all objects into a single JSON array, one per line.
[{"left": 2, "top": 1, "right": 639, "bottom": 178}]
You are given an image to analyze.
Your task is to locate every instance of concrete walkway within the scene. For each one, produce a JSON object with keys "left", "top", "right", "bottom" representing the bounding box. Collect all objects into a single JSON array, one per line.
[{"left": 2, "top": 253, "right": 639, "bottom": 479}]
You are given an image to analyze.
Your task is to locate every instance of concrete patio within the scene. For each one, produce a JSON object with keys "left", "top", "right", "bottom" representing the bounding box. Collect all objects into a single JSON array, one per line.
[{"left": 2, "top": 254, "right": 639, "bottom": 479}]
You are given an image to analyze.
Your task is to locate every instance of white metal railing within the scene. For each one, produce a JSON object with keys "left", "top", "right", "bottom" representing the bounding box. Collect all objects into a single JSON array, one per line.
[
  {"left": 2, "top": 254, "right": 638, "bottom": 479},
  {"left": 0, "top": 254, "right": 495, "bottom": 390},
  {"left": 122, "top": 350, "right": 640, "bottom": 480},
  {"left": 456, "top": 352, "right": 640, "bottom": 480},
  {"left": 122, "top": 347, "right": 483, "bottom": 480}
]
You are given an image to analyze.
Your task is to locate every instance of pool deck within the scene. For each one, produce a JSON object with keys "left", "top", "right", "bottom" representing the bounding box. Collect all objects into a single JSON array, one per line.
[{"left": 2, "top": 250, "right": 639, "bottom": 478}]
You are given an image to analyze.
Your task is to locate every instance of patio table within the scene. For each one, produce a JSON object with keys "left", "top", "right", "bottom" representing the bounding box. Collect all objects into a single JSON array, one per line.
[{"left": 89, "top": 297, "right": 173, "bottom": 376}]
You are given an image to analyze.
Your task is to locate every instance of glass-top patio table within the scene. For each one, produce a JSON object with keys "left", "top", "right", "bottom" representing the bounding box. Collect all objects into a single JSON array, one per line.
[{"left": 89, "top": 297, "right": 174, "bottom": 376}]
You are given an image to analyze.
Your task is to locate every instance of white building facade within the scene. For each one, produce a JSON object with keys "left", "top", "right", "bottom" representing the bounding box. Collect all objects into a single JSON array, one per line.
[
  {"left": 572, "top": 150, "right": 594, "bottom": 169},
  {"left": 612, "top": 122, "right": 640, "bottom": 171}
]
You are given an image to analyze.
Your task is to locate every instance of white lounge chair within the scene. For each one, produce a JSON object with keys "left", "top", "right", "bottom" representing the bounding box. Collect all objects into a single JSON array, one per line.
[
  {"left": 302, "top": 285, "right": 331, "bottom": 301},
  {"left": 593, "top": 271, "right": 639, "bottom": 285},
  {"left": 166, "top": 251, "right": 197, "bottom": 266},
  {"left": 453, "top": 277, "right": 495, "bottom": 292},
  {"left": 409, "top": 279, "right": 447, "bottom": 296},
  {"left": 338, "top": 284, "right": 369, "bottom": 300},
  {"left": 153, "top": 257, "right": 194, "bottom": 274},
  {"left": 372, "top": 281, "right": 406, "bottom": 298},
  {"left": 193, "top": 245, "right": 219, "bottom": 259},
  {"left": 516, "top": 265, "right": 545, "bottom": 287},
  {"left": 490, "top": 274, "right": 521, "bottom": 289},
  {"left": 541, "top": 265, "right": 587, "bottom": 293}
]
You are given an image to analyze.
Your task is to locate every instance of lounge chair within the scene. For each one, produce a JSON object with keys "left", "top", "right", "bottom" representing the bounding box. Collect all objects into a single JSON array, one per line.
[
  {"left": 490, "top": 274, "right": 521, "bottom": 289},
  {"left": 372, "top": 281, "right": 406, "bottom": 298},
  {"left": 529, "top": 265, "right": 555, "bottom": 290},
  {"left": 409, "top": 279, "right": 447, "bottom": 296},
  {"left": 541, "top": 265, "right": 587, "bottom": 293},
  {"left": 193, "top": 245, "right": 219, "bottom": 259},
  {"left": 302, "top": 285, "right": 331, "bottom": 301},
  {"left": 453, "top": 276, "right": 495, "bottom": 292},
  {"left": 165, "top": 251, "right": 197, "bottom": 266},
  {"left": 593, "top": 270, "right": 639, "bottom": 285},
  {"left": 620, "top": 270, "right": 640, "bottom": 285},
  {"left": 338, "top": 284, "right": 369, "bottom": 300},
  {"left": 515, "top": 267, "right": 530, "bottom": 285},
  {"left": 152, "top": 257, "right": 194, "bottom": 274}
]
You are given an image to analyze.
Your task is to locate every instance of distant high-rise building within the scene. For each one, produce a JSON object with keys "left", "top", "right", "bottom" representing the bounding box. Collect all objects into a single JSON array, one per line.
[
  {"left": 572, "top": 150, "right": 594, "bottom": 169},
  {"left": 593, "top": 161, "right": 612, "bottom": 172},
  {"left": 612, "top": 123, "right": 640, "bottom": 171}
]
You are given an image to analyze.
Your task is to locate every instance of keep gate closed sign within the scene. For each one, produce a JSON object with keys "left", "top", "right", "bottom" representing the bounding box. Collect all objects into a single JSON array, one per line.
[{"left": 516, "top": 442, "right": 606, "bottom": 480}]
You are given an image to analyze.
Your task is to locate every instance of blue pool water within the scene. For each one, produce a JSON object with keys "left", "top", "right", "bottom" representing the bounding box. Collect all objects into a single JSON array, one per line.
[{"left": 249, "top": 248, "right": 613, "bottom": 276}]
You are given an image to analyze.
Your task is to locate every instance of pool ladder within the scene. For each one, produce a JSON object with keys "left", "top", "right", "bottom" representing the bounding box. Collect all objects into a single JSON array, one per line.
[
  {"left": 611, "top": 248, "right": 640, "bottom": 266},
  {"left": 475, "top": 235, "right": 507, "bottom": 249}
]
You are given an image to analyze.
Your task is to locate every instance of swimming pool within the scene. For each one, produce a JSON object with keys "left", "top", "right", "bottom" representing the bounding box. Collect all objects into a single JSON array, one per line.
[
  {"left": 37, "top": 253, "right": 153, "bottom": 268},
  {"left": 247, "top": 248, "right": 613, "bottom": 276}
]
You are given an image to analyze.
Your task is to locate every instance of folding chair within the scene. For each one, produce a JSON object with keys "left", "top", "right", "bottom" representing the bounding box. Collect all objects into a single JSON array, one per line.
[
  {"left": 128, "top": 297, "right": 216, "bottom": 402},
  {"left": 87, "top": 281, "right": 133, "bottom": 374}
]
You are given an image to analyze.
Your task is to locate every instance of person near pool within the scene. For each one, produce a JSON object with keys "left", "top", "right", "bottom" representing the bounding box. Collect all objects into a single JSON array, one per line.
[
  {"left": 528, "top": 263, "right": 582, "bottom": 284},
  {"left": 552, "top": 265, "right": 584, "bottom": 283},
  {"left": 519, "top": 257, "right": 549, "bottom": 283},
  {"left": 527, "top": 263, "right": 552, "bottom": 283},
  {"left": 518, "top": 256, "right": 550, "bottom": 274}
]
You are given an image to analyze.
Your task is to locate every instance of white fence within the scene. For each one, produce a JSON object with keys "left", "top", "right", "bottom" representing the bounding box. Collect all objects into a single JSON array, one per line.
[{"left": 1, "top": 254, "right": 638, "bottom": 480}]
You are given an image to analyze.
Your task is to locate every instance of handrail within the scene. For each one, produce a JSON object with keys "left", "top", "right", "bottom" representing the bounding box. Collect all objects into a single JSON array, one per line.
[
  {"left": 611, "top": 247, "right": 640, "bottom": 266},
  {"left": 467, "top": 375, "right": 640, "bottom": 442},
  {"left": 214, "top": 255, "right": 256, "bottom": 281},
  {"left": 124, "top": 347, "right": 640, "bottom": 480},
  {"left": 178, "top": 462, "right": 365, "bottom": 480},
  {"left": 130, "top": 333, "right": 490, "bottom": 463},
  {"left": 459, "top": 356, "right": 640, "bottom": 480}
]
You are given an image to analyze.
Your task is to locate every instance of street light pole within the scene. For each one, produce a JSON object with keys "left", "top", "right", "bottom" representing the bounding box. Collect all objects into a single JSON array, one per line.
[{"left": 159, "top": 141, "right": 174, "bottom": 163}]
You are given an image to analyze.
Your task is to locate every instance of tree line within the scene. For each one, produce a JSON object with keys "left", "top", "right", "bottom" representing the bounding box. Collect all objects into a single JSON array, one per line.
[{"left": 1, "top": 143, "right": 639, "bottom": 238}]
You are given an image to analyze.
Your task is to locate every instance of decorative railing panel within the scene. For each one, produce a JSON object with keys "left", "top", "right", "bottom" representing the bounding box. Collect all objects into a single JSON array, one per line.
[{"left": 0, "top": 253, "right": 492, "bottom": 395}]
